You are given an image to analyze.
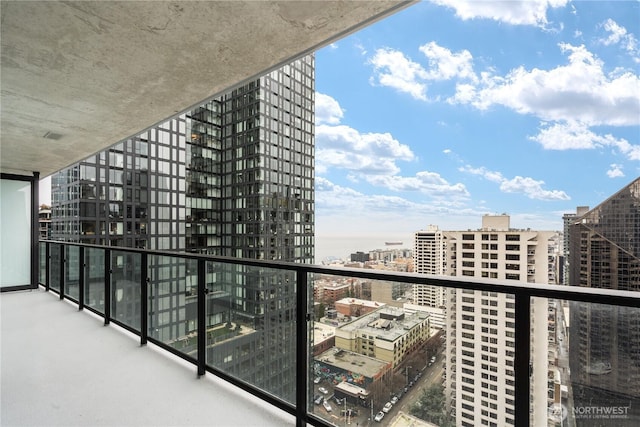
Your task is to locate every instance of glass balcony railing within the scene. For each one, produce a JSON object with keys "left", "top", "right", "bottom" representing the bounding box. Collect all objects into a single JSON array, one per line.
[{"left": 38, "top": 240, "right": 640, "bottom": 427}]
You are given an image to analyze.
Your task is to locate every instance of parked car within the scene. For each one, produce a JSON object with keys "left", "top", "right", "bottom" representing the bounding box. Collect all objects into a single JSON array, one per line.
[
  {"left": 323, "top": 400, "right": 332, "bottom": 412},
  {"left": 391, "top": 396, "right": 398, "bottom": 405},
  {"left": 383, "top": 402, "right": 393, "bottom": 413},
  {"left": 314, "top": 395, "right": 324, "bottom": 405},
  {"left": 318, "top": 387, "right": 328, "bottom": 394},
  {"left": 313, "top": 377, "right": 321, "bottom": 384},
  {"left": 374, "top": 411, "right": 385, "bottom": 422}
]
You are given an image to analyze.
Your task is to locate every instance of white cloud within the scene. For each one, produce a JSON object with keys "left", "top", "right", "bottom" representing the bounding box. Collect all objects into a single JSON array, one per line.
[
  {"left": 500, "top": 176, "right": 570, "bottom": 200},
  {"left": 450, "top": 43, "right": 640, "bottom": 126},
  {"left": 429, "top": 0, "right": 569, "bottom": 27},
  {"left": 316, "top": 124, "right": 415, "bottom": 175},
  {"left": 369, "top": 43, "right": 480, "bottom": 100},
  {"left": 606, "top": 164, "right": 625, "bottom": 178},
  {"left": 418, "top": 42, "right": 478, "bottom": 82},
  {"left": 601, "top": 19, "right": 628, "bottom": 46},
  {"left": 460, "top": 165, "right": 570, "bottom": 200},
  {"left": 530, "top": 121, "right": 640, "bottom": 160},
  {"left": 368, "top": 48, "right": 429, "bottom": 100},
  {"left": 599, "top": 19, "right": 640, "bottom": 62},
  {"left": 316, "top": 93, "right": 344, "bottom": 125},
  {"left": 316, "top": 177, "right": 475, "bottom": 217},
  {"left": 364, "top": 172, "right": 469, "bottom": 200}
]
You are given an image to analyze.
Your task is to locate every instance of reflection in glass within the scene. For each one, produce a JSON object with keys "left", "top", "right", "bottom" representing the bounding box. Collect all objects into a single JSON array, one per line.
[
  {"left": 84, "top": 247, "right": 105, "bottom": 313},
  {"left": 110, "top": 250, "right": 141, "bottom": 331},
  {"left": 39, "top": 242, "right": 46, "bottom": 286},
  {"left": 568, "top": 301, "right": 640, "bottom": 426},
  {"left": 205, "top": 261, "right": 297, "bottom": 404},
  {"left": 148, "top": 255, "right": 197, "bottom": 359},
  {"left": 64, "top": 245, "right": 80, "bottom": 300},
  {"left": 49, "top": 244, "right": 62, "bottom": 292}
]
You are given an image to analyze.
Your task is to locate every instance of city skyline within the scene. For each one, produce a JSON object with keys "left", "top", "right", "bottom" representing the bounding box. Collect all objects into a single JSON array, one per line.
[
  {"left": 40, "top": 1, "right": 639, "bottom": 261},
  {"left": 313, "top": 0, "right": 639, "bottom": 243}
]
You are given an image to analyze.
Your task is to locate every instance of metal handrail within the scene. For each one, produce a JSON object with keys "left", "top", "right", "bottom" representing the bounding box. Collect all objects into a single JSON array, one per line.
[{"left": 38, "top": 240, "right": 640, "bottom": 427}]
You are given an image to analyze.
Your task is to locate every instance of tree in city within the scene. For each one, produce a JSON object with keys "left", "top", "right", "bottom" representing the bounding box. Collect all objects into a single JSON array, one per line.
[{"left": 409, "top": 384, "right": 453, "bottom": 427}]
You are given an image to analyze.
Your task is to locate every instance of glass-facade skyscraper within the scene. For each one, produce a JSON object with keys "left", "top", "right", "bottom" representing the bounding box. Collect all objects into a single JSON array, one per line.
[
  {"left": 569, "top": 177, "right": 640, "bottom": 423},
  {"left": 50, "top": 56, "right": 315, "bottom": 402}
]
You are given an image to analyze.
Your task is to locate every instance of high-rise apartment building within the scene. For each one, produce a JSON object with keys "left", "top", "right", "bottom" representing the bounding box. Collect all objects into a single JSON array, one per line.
[
  {"left": 413, "top": 225, "right": 447, "bottom": 307},
  {"left": 568, "top": 178, "right": 640, "bottom": 421},
  {"left": 50, "top": 56, "right": 315, "bottom": 402},
  {"left": 562, "top": 206, "right": 590, "bottom": 286},
  {"left": 414, "top": 215, "right": 557, "bottom": 427},
  {"left": 38, "top": 206, "right": 51, "bottom": 239}
]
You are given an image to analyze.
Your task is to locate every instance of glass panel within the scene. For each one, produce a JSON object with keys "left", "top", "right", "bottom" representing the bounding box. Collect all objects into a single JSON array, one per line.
[
  {"left": 309, "top": 275, "right": 524, "bottom": 427},
  {"left": 0, "top": 179, "right": 31, "bottom": 288},
  {"left": 148, "top": 255, "right": 197, "bottom": 359},
  {"left": 39, "top": 242, "right": 47, "bottom": 286},
  {"left": 110, "top": 250, "right": 142, "bottom": 331},
  {"left": 559, "top": 300, "right": 640, "bottom": 426},
  {"left": 64, "top": 245, "right": 80, "bottom": 300},
  {"left": 205, "top": 261, "right": 297, "bottom": 404},
  {"left": 49, "top": 243, "right": 62, "bottom": 292},
  {"left": 84, "top": 247, "right": 105, "bottom": 313},
  {"left": 311, "top": 274, "right": 448, "bottom": 426}
]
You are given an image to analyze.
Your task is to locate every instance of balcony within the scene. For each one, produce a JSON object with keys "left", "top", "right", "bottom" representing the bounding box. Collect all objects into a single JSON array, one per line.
[
  {"left": 1, "top": 287, "right": 293, "bottom": 426},
  {"left": 3, "top": 240, "right": 640, "bottom": 426}
]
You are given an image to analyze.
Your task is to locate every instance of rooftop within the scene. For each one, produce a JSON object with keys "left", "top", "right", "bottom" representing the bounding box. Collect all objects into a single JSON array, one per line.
[
  {"left": 338, "top": 307, "right": 428, "bottom": 342},
  {"left": 316, "top": 348, "right": 389, "bottom": 379}
]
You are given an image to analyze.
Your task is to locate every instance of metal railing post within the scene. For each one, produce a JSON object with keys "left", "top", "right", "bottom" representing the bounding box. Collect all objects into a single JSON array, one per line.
[
  {"left": 140, "top": 252, "right": 148, "bottom": 346},
  {"left": 295, "top": 268, "right": 309, "bottom": 427},
  {"left": 104, "top": 248, "right": 111, "bottom": 326},
  {"left": 45, "top": 242, "right": 50, "bottom": 292},
  {"left": 59, "top": 245, "right": 65, "bottom": 300},
  {"left": 197, "top": 258, "right": 206, "bottom": 377},
  {"left": 514, "top": 293, "right": 531, "bottom": 427},
  {"left": 79, "top": 246, "right": 85, "bottom": 311}
]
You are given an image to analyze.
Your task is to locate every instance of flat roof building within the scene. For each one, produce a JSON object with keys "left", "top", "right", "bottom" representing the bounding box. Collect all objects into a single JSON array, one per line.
[{"left": 335, "top": 306, "right": 430, "bottom": 369}]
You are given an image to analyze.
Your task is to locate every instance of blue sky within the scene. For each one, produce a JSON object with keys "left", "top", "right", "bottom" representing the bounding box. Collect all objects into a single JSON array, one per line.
[
  {"left": 313, "top": 0, "right": 639, "bottom": 251},
  {"left": 39, "top": 1, "right": 639, "bottom": 258}
]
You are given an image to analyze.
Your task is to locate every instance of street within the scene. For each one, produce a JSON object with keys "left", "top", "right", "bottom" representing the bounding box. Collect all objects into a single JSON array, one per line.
[{"left": 312, "top": 349, "right": 445, "bottom": 426}]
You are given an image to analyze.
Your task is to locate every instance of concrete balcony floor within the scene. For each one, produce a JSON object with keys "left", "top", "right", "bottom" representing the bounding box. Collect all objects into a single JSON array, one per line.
[{"left": 1, "top": 288, "right": 294, "bottom": 426}]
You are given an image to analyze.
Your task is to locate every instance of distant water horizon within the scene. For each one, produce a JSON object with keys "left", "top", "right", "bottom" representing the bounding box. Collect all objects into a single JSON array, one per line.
[{"left": 314, "top": 234, "right": 412, "bottom": 263}]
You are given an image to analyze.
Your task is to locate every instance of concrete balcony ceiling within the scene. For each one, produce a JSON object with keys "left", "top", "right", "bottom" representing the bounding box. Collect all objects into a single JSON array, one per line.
[{"left": 0, "top": 0, "right": 412, "bottom": 177}]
